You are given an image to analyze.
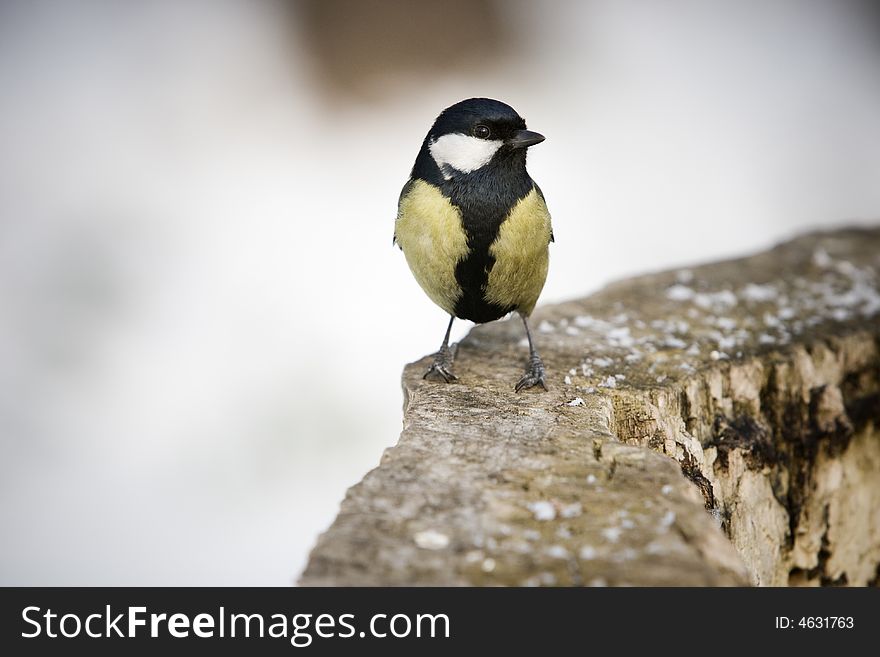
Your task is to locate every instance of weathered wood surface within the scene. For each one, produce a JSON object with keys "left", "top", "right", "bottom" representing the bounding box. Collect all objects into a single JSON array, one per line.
[{"left": 301, "top": 228, "right": 880, "bottom": 586}]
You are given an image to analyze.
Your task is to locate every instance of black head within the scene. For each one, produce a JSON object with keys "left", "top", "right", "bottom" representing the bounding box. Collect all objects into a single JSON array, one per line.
[
  {"left": 412, "top": 98, "right": 544, "bottom": 184},
  {"left": 430, "top": 98, "right": 528, "bottom": 141}
]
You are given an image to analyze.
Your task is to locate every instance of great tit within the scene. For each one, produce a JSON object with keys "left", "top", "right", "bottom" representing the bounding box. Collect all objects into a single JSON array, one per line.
[{"left": 394, "top": 98, "right": 553, "bottom": 391}]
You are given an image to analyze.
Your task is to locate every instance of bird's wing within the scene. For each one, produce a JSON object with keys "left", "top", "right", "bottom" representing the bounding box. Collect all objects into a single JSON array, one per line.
[
  {"left": 393, "top": 179, "right": 416, "bottom": 248},
  {"left": 533, "top": 182, "right": 554, "bottom": 243}
]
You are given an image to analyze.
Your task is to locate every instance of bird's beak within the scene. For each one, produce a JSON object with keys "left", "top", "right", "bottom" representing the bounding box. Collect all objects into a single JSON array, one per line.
[{"left": 507, "top": 129, "right": 545, "bottom": 149}]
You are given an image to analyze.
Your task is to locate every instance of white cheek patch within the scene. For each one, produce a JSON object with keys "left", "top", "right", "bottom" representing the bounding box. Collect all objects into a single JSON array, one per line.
[{"left": 429, "top": 133, "right": 504, "bottom": 179}]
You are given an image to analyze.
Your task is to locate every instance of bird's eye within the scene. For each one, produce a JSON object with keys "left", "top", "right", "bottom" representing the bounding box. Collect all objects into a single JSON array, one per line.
[{"left": 473, "top": 124, "right": 491, "bottom": 139}]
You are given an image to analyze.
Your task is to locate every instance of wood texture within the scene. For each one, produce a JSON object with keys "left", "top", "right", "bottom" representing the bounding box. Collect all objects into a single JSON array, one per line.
[{"left": 301, "top": 228, "right": 880, "bottom": 586}]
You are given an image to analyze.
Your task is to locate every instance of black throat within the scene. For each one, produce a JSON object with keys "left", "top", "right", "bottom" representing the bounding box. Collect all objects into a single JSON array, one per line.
[{"left": 414, "top": 148, "right": 534, "bottom": 323}]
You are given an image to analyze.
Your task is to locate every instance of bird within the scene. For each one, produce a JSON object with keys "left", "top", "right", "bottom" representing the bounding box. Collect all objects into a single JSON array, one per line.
[{"left": 393, "top": 98, "right": 553, "bottom": 392}]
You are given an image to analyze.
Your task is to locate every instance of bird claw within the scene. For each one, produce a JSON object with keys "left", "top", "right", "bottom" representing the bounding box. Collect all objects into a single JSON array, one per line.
[
  {"left": 424, "top": 363, "right": 458, "bottom": 383},
  {"left": 515, "top": 355, "right": 548, "bottom": 392},
  {"left": 423, "top": 345, "right": 458, "bottom": 383}
]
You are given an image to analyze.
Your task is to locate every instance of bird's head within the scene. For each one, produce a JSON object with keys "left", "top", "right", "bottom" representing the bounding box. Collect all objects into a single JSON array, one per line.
[{"left": 417, "top": 98, "right": 544, "bottom": 181}]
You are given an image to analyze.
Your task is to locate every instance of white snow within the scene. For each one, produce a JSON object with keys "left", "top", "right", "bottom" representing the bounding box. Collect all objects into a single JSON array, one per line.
[
  {"left": 812, "top": 248, "right": 833, "bottom": 268},
  {"left": 659, "top": 510, "right": 676, "bottom": 528},
  {"left": 601, "top": 527, "right": 622, "bottom": 543},
  {"left": 741, "top": 283, "right": 777, "bottom": 302},
  {"left": 546, "top": 545, "right": 570, "bottom": 559},
  {"left": 666, "top": 284, "right": 695, "bottom": 301},
  {"left": 694, "top": 289, "right": 737, "bottom": 310},
  {"left": 664, "top": 336, "right": 687, "bottom": 349},
  {"left": 579, "top": 545, "right": 597, "bottom": 560},
  {"left": 413, "top": 529, "right": 449, "bottom": 550},
  {"left": 528, "top": 501, "right": 556, "bottom": 521},
  {"left": 607, "top": 326, "right": 635, "bottom": 348}
]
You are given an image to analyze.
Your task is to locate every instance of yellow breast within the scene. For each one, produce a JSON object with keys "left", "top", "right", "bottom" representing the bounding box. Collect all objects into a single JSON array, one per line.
[
  {"left": 484, "top": 188, "right": 552, "bottom": 316},
  {"left": 394, "top": 180, "right": 469, "bottom": 315}
]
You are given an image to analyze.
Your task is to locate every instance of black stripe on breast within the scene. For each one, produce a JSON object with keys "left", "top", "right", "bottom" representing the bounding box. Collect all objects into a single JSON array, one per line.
[
  {"left": 453, "top": 235, "right": 512, "bottom": 323},
  {"left": 440, "top": 155, "right": 534, "bottom": 323}
]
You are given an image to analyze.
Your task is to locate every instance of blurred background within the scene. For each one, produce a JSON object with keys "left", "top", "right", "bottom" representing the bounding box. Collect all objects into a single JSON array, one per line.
[{"left": 1, "top": 0, "right": 878, "bottom": 585}]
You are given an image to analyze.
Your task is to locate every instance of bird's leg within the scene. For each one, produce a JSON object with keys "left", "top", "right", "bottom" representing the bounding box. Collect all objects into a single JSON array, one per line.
[
  {"left": 515, "top": 314, "right": 548, "bottom": 392},
  {"left": 423, "top": 315, "right": 458, "bottom": 383}
]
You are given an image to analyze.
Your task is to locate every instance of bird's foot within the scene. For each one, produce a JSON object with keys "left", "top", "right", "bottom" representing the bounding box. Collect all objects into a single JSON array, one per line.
[
  {"left": 423, "top": 344, "right": 458, "bottom": 383},
  {"left": 515, "top": 353, "right": 548, "bottom": 392}
]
